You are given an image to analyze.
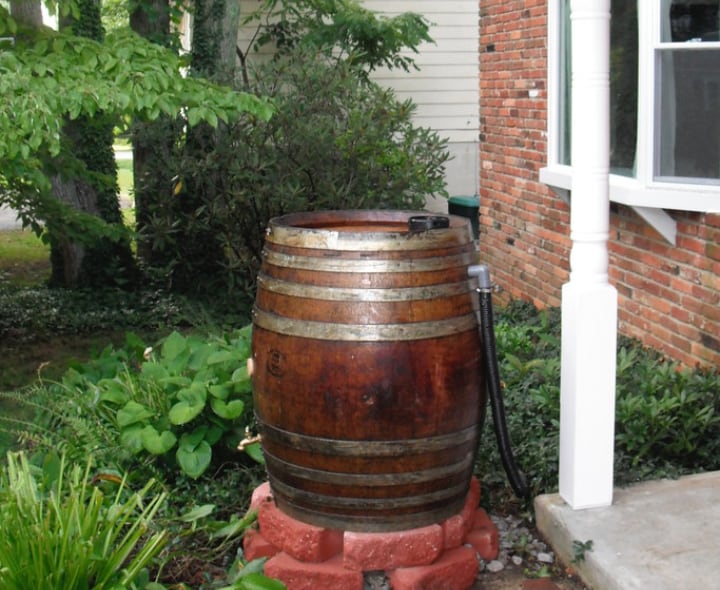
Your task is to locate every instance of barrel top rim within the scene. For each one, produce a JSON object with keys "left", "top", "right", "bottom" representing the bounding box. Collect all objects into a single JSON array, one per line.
[
  {"left": 266, "top": 210, "right": 474, "bottom": 250},
  {"left": 268, "top": 210, "right": 470, "bottom": 233}
]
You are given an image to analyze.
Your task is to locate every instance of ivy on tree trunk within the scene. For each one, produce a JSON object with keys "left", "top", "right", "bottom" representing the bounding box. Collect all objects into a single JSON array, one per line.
[{"left": 48, "top": 0, "right": 137, "bottom": 288}]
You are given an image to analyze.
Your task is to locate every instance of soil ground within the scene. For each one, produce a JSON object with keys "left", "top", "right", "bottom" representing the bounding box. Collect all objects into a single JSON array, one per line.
[{"left": 475, "top": 563, "right": 588, "bottom": 590}]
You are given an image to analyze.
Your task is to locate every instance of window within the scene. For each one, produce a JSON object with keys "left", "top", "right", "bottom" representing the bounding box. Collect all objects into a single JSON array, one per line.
[
  {"left": 541, "top": 0, "right": 720, "bottom": 222},
  {"left": 657, "top": 0, "right": 720, "bottom": 184}
]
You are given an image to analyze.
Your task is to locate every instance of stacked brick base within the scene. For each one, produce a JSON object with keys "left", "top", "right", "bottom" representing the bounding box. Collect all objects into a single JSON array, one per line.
[{"left": 243, "top": 477, "right": 499, "bottom": 590}]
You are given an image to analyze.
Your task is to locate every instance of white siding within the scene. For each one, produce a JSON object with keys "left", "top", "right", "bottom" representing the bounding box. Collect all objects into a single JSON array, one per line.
[
  {"left": 237, "top": 0, "right": 480, "bottom": 204},
  {"left": 363, "top": 1, "right": 479, "bottom": 204},
  {"left": 363, "top": 1, "right": 479, "bottom": 142}
]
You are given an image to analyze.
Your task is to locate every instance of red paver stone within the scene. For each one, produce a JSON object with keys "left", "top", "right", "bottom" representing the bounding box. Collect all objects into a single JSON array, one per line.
[
  {"left": 343, "top": 524, "right": 443, "bottom": 571},
  {"left": 465, "top": 526, "right": 499, "bottom": 561},
  {"left": 258, "top": 500, "right": 343, "bottom": 563},
  {"left": 471, "top": 507, "right": 493, "bottom": 530},
  {"left": 265, "top": 553, "right": 364, "bottom": 590},
  {"left": 242, "top": 528, "right": 281, "bottom": 561},
  {"left": 442, "top": 513, "right": 466, "bottom": 550},
  {"left": 249, "top": 481, "right": 272, "bottom": 511},
  {"left": 387, "top": 546, "right": 479, "bottom": 590},
  {"left": 459, "top": 477, "right": 482, "bottom": 537}
]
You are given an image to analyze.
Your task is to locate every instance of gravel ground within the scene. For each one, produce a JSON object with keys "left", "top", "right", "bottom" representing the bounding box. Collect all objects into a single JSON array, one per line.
[{"left": 362, "top": 513, "right": 589, "bottom": 590}]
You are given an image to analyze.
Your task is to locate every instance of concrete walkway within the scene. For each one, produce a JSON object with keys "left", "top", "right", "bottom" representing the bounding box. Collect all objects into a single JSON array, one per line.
[
  {"left": 535, "top": 470, "right": 720, "bottom": 590},
  {"left": 0, "top": 205, "right": 22, "bottom": 230},
  {"left": 0, "top": 148, "right": 133, "bottom": 231}
]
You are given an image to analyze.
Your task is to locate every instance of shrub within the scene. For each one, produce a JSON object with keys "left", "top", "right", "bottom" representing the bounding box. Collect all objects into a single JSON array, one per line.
[
  {"left": 141, "top": 45, "right": 449, "bottom": 299},
  {"left": 475, "top": 300, "right": 720, "bottom": 508}
]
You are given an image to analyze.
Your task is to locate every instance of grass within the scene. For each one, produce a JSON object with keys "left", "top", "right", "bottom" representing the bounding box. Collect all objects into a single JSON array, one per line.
[
  {"left": 116, "top": 157, "right": 133, "bottom": 204},
  {"left": 0, "top": 230, "right": 50, "bottom": 286}
]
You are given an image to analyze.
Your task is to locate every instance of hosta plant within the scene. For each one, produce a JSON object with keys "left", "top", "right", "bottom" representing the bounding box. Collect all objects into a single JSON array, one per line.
[{"left": 96, "top": 325, "right": 261, "bottom": 478}]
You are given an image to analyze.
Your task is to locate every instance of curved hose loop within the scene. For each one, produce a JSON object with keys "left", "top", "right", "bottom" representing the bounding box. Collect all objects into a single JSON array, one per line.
[{"left": 470, "top": 265, "right": 530, "bottom": 499}]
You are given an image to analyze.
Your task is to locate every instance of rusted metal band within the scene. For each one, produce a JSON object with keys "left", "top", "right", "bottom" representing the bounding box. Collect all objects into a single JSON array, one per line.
[
  {"left": 257, "top": 274, "right": 475, "bottom": 302},
  {"left": 256, "top": 419, "right": 479, "bottom": 457},
  {"left": 268, "top": 476, "right": 470, "bottom": 510},
  {"left": 261, "top": 250, "right": 478, "bottom": 274},
  {"left": 252, "top": 309, "right": 479, "bottom": 341},
  {"left": 263, "top": 449, "right": 475, "bottom": 486}
]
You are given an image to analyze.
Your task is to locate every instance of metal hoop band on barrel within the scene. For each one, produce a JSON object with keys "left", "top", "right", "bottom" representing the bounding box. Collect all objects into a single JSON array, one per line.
[
  {"left": 257, "top": 420, "right": 479, "bottom": 457},
  {"left": 252, "top": 309, "right": 479, "bottom": 341}
]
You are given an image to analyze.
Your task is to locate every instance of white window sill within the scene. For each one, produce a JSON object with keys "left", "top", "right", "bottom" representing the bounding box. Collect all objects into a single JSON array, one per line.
[{"left": 539, "top": 165, "right": 720, "bottom": 243}]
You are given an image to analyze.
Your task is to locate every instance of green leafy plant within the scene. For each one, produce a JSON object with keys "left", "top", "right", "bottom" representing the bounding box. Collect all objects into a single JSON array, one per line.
[
  {"left": 146, "top": 44, "right": 450, "bottom": 299},
  {"left": 93, "top": 326, "right": 259, "bottom": 478},
  {"left": 475, "top": 300, "right": 720, "bottom": 508},
  {"left": 0, "top": 451, "right": 167, "bottom": 590},
  {"left": 136, "top": 0, "right": 448, "bottom": 299},
  {"left": 244, "top": 0, "right": 433, "bottom": 73},
  {"left": 614, "top": 341, "right": 720, "bottom": 481},
  {"left": 571, "top": 539, "right": 594, "bottom": 564},
  {"left": 2, "top": 324, "right": 260, "bottom": 480}
]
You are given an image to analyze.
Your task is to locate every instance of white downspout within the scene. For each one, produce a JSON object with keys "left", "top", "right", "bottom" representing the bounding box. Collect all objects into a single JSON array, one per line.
[{"left": 559, "top": 0, "right": 618, "bottom": 509}]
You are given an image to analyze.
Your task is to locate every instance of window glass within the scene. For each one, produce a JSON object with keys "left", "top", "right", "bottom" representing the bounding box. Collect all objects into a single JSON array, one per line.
[
  {"left": 610, "top": 1, "right": 638, "bottom": 177},
  {"left": 656, "top": 1, "right": 720, "bottom": 183},
  {"left": 663, "top": 0, "right": 720, "bottom": 41},
  {"left": 559, "top": 0, "right": 572, "bottom": 166},
  {"left": 558, "top": 0, "right": 639, "bottom": 175}
]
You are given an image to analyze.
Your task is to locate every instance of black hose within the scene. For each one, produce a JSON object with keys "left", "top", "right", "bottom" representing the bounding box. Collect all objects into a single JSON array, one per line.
[{"left": 470, "top": 265, "right": 530, "bottom": 499}]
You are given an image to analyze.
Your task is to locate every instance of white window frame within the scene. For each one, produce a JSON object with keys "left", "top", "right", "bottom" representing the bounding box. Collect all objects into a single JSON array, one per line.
[{"left": 540, "top": 1, "right": 720, "bottom": 243}]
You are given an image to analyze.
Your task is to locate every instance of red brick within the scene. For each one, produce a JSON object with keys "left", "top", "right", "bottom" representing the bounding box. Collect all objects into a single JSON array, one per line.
[
  {"left": 463, "top": 477, "right": 482, "bottom": 523},
  {"left": 264, "top": 553, "right": 363, "bottom": 590},
  {"left": 343, "top": 524, "right": 443, "bottom": 571},
  {"left": 249, "top": 481, "right": 272, "bottom": 511},
  {"left": 440, "top": 477, "right": 481, "bottom": 550},
  {"left": 465, "top": 509, "right": 499, "bottom": 561},
  {"left": 243, "top": 528, "right": 281, "bottom": 561},
  {"left": 258, "top": 500, "right": 343, "bottom": 563},
  {"left": 387, "top": 546, "right": 479, "bottom": 590},
  {"left": 441, "top": 514, "right": 466, "bottom": 550}
]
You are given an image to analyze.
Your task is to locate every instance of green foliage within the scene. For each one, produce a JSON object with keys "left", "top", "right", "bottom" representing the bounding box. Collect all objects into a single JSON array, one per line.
[
  {"left": 244, "top": 0, "right": 433, "bottom": 73},
  {"left": 476, "top": 300, "right": 720, "bottom": 507},
  {"left": 144, "top": 45, "right": 449, "bottom": 297},
  {"left": 571, "top": 539, "right": 594, "bottom": 564},
  {"left": 0, "top": 27, "right": 271, "bottom": 167},
  {"left": 0, "top": 24, "right": 272, "bottom": 238},
  {"left": 133, "top": 0, "right": 444, "bottom": 299},
  {"left": 476, "top": 302, "right": 562, "bottom": 501},
  {"left": 18, "top": 326, "right": 261, "bottom": 479},
  {"left": 0, "top": 285, "right": 189, "bottom": 343},
  {"left": 614, "top": 341, "right": 720, "bottom": 481},
  {"left": 0, "top": 451, "right": 167, "bottom": 590}
]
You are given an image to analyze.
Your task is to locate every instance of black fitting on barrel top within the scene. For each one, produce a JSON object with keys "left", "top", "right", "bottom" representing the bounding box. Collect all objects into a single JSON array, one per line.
[
  {"left": 469, "top": 264, "right": 531, "bottom": 499},
  {"left": 407, "top": 215, "right": 450, "bottom": 233}
]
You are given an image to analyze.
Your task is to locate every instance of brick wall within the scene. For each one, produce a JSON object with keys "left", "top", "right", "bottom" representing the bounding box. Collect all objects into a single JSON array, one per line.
[{"left": 478, "top": 0, "right": 720, "bottom": 368}]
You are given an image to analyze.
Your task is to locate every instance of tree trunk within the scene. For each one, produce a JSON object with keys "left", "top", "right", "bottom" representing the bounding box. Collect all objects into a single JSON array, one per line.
[
  {"left": 10, "top": 0, "right": 42, "bottom": 27},
  {"left": 130, "top": 0, "right": 176, "bottom": 265},
  {"left": 46, "top": 0, "right": 137, "bottom": 288},
  {"left": 48, "top": 173, "right": 96, "bottom": 287}
]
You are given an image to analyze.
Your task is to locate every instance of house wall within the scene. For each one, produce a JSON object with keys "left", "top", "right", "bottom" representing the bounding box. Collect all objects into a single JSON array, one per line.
[
  {"left": 478, "top": 0, "right": 720, "bottom": 368},
  {"left": 363, "top": 1, "right": 479, "bottom": 206},
  {"left": 237, "top": 0, "right": 480, "bottom": 209}
]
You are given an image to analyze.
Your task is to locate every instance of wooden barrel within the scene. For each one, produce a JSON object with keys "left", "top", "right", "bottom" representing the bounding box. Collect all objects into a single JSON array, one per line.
[{"left": 251, "top": 210, "right": 484, "bottom": 531}]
